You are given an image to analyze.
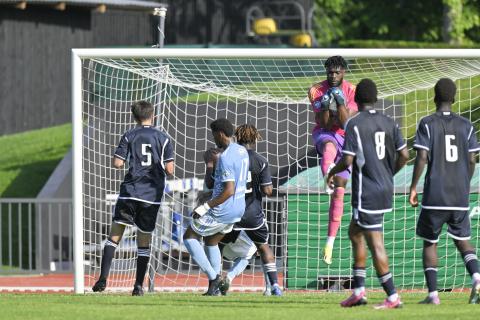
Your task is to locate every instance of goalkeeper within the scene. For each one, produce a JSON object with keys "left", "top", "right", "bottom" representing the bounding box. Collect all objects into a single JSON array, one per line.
[{"left": 308, "top": 55, "right": 358, "bottom": 265}]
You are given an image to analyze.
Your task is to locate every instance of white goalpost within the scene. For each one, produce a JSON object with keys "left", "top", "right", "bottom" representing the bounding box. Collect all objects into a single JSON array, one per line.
[{"left": 72, "top": 48, "right": 480, "bottom": 294}]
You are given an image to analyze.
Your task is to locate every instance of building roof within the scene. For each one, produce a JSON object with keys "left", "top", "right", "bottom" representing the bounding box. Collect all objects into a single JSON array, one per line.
[{"left": 0, "top": 0, "right": 166, "bottom": 10}]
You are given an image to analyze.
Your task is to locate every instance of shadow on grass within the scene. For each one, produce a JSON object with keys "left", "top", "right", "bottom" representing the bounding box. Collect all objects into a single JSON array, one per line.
[{"left": 1, "top": 159, "right": 63, "bottom": 198}]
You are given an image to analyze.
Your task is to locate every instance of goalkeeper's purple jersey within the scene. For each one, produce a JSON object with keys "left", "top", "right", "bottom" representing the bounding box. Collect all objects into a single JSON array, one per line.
[
  {"left": 114, "top": 125, "right": 174, "bottom": 204},
  {"left": 413, "top": 112, "right": 480, "bottom": 210},
  {"left": 210, "top": 142, "right": 249, "bottom": 224}
]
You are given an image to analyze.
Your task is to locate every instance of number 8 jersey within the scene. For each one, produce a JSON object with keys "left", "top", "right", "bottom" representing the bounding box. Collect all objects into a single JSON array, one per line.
[
  {"left": 114, "top": 125, "right": 174, "bottom": 204},
  {"left": 414, "top": 111, "right": 480, "bottom": 210},
  {"left": 343, "top": 110, "right": 406, "bottom": 213}
]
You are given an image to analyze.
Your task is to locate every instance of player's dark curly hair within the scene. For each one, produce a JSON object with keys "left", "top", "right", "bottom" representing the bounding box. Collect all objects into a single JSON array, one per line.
[
  {"left": 434, "top": 78, "right": 456, "bottom": 104},
  {"left": 354, "top": 78, "right": 378, "bottom": 104},
  {"left": 131, "top": 100, "right": 154, "bottom": 122},
  {"left": 324, "top": 56, "right": 348, "bottom": 70},
  {"left": 210, "top": 118, "right": 234, "bottom": 137},
  {"left": 235, "top": 124, "right": 262, "bottom": 145}
]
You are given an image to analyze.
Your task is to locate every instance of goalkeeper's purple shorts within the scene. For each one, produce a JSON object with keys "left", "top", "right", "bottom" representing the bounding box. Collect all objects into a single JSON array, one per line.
[{"left": 313, "top": 129, "right": 351, "bottom": 180}]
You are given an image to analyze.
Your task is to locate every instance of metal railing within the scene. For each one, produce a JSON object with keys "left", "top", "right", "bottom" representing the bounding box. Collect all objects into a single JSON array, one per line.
[{"left": 0, "top": 198, "right": 73, "bottom": 274}]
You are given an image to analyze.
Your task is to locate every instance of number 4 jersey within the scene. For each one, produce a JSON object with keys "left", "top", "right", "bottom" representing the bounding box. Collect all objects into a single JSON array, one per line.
[
  {"left": 114, "top": 125, "right": 174, "bottom": 204},
  {"left": 343, "top": 110, "right": 406, "bottom": 213},
  {"left": 414, "top": 111, "right": 480, "bottom": 210}
]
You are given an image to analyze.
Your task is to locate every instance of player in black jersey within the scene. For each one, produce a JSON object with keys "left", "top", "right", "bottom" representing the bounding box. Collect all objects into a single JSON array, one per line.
[
  {"left": 92, "top": 101, "right": 174, "bottom": 296},
  {"left": 215, "top": 124, "right": 282, "bottom": 296},
  {"left": 327, "top": 79, "right": 408, "bottom": 309},
  {"left": 409, "top": 78, "right": 480, "bottom": 305}
]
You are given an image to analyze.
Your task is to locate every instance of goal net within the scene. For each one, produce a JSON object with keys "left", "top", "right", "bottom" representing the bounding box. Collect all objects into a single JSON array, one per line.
[{"left": 73, "top": 49, "right": 480, "bottom": 293}]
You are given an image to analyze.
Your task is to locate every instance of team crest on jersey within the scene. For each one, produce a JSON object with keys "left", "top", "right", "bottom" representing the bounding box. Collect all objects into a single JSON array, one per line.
[{"left": 221, "top": 170, "right": 231, "bottom": 178}]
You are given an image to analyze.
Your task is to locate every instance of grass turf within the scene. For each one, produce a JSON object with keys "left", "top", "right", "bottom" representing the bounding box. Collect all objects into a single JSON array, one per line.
[
  {"left": 0, "top": 123, "right": 72, "bottom": 197},
  {"left": 0, "top": 292, "right": 478, "bottom": 320}
]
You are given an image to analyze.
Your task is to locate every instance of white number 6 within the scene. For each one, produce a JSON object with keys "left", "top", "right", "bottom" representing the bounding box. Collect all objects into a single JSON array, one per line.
[{"left": 445, "top": 135, "right": 458, "bottom": 162}]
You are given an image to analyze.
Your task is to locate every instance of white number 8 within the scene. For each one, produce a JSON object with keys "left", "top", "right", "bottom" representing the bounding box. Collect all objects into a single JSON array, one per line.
[
  {"left": 445, "top": 135, "right": 458, "bottom": 162},
  {"left": 375, "top": 131, "right": 385, "bottom": 160}
]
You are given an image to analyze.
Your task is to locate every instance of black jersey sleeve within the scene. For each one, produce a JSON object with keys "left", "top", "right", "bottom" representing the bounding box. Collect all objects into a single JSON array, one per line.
[
  {"left": 342, "top": 121, "right": 358, "bottom": 156},
  {"left": 468, "top": 124, "right": 480, "bottom": 152},
  {"left": 259, "top": 160, "right": 273, "bottom": 186},
  {"left": 114, "top": 133, "right": 129, "bottom": 160},
  {"left": 394, "top": 123, "right": 407, "bottom": 151},
  {"left": 162, "top": 137, "right": 175, "bottom": 162},
  {"left": 413, "top": 119, "right": 430, "bottom": 151}
]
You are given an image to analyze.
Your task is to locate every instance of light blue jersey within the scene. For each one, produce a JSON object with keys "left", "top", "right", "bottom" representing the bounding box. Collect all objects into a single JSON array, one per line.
[{"left": 210, "top": 142, "right": 249, "bottom": 224}]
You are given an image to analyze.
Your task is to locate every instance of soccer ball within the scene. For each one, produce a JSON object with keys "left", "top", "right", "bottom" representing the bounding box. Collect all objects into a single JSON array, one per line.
[{"left": 328, "top": 94, "right": 337, "bottom": 112}]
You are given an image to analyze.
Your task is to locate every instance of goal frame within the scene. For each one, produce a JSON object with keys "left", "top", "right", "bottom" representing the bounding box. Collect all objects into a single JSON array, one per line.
[{"left": 72, "top": 48, "right": 480, "bottom": 294}]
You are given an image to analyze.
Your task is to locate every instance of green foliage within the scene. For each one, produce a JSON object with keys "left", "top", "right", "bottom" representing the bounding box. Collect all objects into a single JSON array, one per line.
[
  {"left": 313, "top": 0, "right": 348, "bottom": 46},
  {"left": 0, "top": 124, "right": 72, "bottom": 197},
  {"left": 338, "top": 39, "right": 480, "bottom": 48},
  {"left": 314, "top": 0, "right": 480, "bottom": 44},
  {"left": 442, "top": 0, "right": 480, "bottom": 44},
  {"left": 1, "top": 293, "right": 480, "bottom": 320}
]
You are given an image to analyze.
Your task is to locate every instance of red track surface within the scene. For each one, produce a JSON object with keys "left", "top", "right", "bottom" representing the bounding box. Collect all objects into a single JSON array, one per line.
[{"left": 0, "top": 272, "right": 283, "bottom": 293}]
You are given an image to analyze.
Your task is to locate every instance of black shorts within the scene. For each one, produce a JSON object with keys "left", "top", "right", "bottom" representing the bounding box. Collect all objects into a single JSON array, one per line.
[
  {"left": 113, "top": 198, "right": 160, "bottom": 233},
  {"left": 233, "top": 221, "right": 269, "bottom": 244},
  {"left": 352, "top": 208, "right": 384, "bottom": 232},
  {"left": 416, "top": 208, "right": 471, "bottom": 243}
]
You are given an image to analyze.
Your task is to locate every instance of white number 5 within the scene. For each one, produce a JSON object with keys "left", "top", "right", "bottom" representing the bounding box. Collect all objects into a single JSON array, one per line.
[
  {"left": 141, "top": 144, "right": 152, "bottom": 166},
  {"left": 445, "top": 135, "right": 458, "bottom": 162}
]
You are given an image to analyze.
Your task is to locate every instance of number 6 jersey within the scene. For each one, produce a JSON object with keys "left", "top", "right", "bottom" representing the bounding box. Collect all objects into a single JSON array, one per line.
[
  {"left": 343, "top": 110, "right": 406, "bottom": 213},
  {"left": 413, "top": 111, "right": 480, "bottom": 210},
  {"left": 114, "top": 125, "right": 174, "bottom": 204}
]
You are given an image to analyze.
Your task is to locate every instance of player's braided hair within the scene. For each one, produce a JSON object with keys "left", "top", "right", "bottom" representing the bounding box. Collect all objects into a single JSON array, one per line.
[
  {"left": 235, "top": 124, "right": 262, "bottom": 145},
  {"left": 324, "top": 55, "right": 348, "bottom": 70}
]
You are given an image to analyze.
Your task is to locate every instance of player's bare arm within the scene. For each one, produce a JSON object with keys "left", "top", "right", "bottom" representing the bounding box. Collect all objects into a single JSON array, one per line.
[
  {"left": 315, "top": 109, "right": 330, "bottom": 129},
  {"left": 409, "top": 149, "right": 428, "bottom": 207},
  {"left": 207, "top": 181, "right": 234, "bottom": 207},
  {"left": 337, "top": 104, "right": 349, "bottom": 127},
  {"left": 395, "top": 147, "right": 409, "bottom": 174},
  {"left": 469, "top": 152, "right": 478, "bottom": 180},
  {"left": 164, "top": 160, "right": 174, "bottom": 177},
  {"left": 192, "top": 180, "right": 235, "bottom": 219},
  {"left": 326, "top": 154, "right": 353, "bottom": 189},
  {"left": 203, "top": 147, "right": 222, "bottom": 189}
]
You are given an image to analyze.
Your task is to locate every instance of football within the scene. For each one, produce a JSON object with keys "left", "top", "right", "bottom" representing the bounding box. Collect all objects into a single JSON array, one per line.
[{"left": 328, "top": 93, "right": 337, "bottom": 112}]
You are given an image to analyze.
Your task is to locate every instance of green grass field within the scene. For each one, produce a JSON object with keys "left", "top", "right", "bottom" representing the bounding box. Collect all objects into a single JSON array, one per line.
[
  {"left": 0, "top": 123, "right": 72, "bottom": 197},
  {"left": 0, "top": 292, "right": 478, "bottom": 320}
]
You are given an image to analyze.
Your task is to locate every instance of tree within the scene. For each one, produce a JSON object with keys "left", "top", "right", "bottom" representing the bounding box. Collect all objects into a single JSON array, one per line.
[
  {"left": 442, "top": 0, "right": 480, "bottom": 44},
  {"left": 313, "top": 0, "right": 480, "bottom": 45}
]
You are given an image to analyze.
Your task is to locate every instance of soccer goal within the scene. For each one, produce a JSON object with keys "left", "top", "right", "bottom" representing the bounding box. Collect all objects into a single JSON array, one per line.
[{"left": 72, "top": 49, "right": 480, "bottom": 294}]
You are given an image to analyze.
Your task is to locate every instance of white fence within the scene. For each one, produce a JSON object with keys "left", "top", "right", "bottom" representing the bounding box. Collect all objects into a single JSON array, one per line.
[{"left": 0, "top": 198, "right": 73, "bottom": 274}]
